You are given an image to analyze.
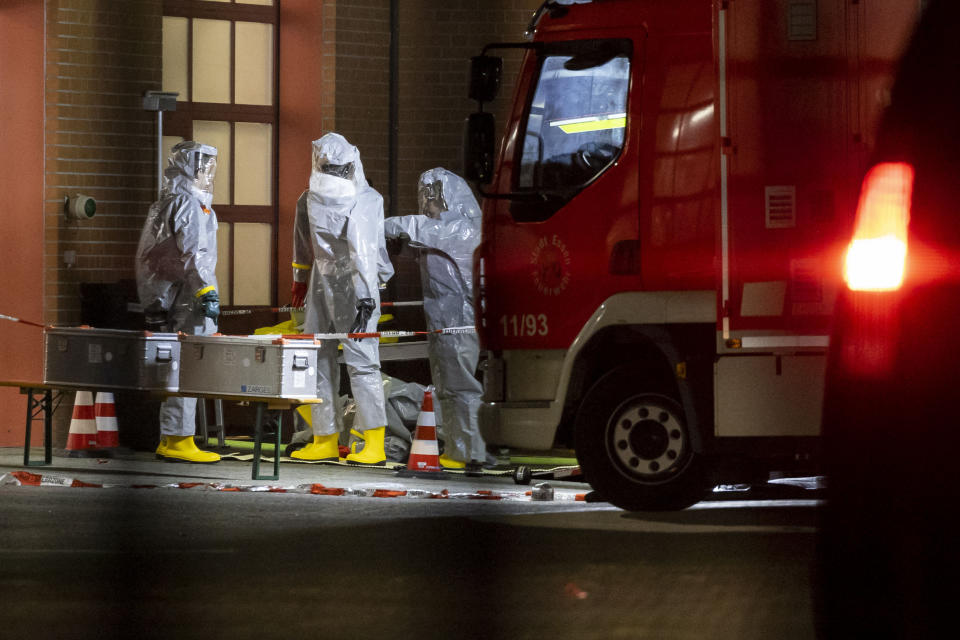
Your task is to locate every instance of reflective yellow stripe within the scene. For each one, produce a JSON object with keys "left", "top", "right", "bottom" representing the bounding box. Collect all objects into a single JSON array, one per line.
[
  {"left": 195, "top": 285, "right": 215, "bottom": 298},
  {"left": 557, "top": 116, "right": 626, "bottom": 134},
  {"left": 292, "top": 262, "right": 311, "bottom": 270}
]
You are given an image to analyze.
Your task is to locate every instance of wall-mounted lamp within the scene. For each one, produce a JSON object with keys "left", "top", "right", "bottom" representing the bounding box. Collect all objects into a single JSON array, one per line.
[
  {"left": 143, "top": 90, "right": 179, "bottom": 198},
  {"left": 64, "top": 194, "right": 96, "bottom": 220}
]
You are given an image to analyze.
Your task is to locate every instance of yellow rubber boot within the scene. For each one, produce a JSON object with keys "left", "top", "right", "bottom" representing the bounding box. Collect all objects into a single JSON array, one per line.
[
  {"left": 290, "top": 433, "right": 340, "bottom": 461},
  {"left": 345, "top": 427, "right": 386, "bottom": 466},
  {"left": 158, "top": 435, "right": 220, "bottom": 463},
  {"left": 295, "top": 405, "right": 313, "bottom": 428},
  {"left": 439, "top": 453, "right": 466, "bottom": 470},
  {"left": 155, "top": 436, "right": 169, "bottom": 459},
  {"left": 347, "top": 428, "right": 364, "bottom": 454}
]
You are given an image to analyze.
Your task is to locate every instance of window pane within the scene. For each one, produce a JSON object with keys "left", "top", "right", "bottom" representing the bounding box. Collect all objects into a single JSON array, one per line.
[
  {"left": 238, "top": 0, "right": 273, "bottom": 5},
  {"left": 233, "top": 223, "right": 272, "bottom": 305},
  {"left": 234, "top": 122, "right": 272, "bottom": 205},
  {"left": 162, "top": 17, "right": 188, "bottom": 99},
  {"left": 215, "top": 221, "right": 232, "bottom": 307},
  {"left": 192, "top": 120, "right": 231, "bottom": 205},
  {"left": 192, "top": 19, "right": 231, "bottom": 104},
  {"left": 235, "top": 21, "right": 273, "bottom": 106},
  {"left": 519, "top": 53, "right": 629, "bottom": 190}
]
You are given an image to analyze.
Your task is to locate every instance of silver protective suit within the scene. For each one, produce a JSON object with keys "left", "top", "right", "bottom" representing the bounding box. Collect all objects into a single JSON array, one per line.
[
  {"left": 292, "top": 133, "right": 391, "bottom": 436},
  {"left": 383, "top": 168, "right": 485, "bottom": 462},
  {"left": 135, "top": 141, "right": 219, "bottom": 437}
]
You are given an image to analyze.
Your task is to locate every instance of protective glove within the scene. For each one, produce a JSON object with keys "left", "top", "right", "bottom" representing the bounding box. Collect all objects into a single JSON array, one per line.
[
  {"left": 291, "top": 281, "right": 308, "bottom": 308},
  {"left": 385, "top": 236, "right": 403, "bottom": 256},
  {"left": 350, "top": 298, "right": 376, "bottom": 340},
  {"left": 198, "top": 290, "right": 220, "bottom": 321}
]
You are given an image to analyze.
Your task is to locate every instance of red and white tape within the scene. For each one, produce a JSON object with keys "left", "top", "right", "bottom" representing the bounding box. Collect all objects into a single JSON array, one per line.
[
  {"left": 0, "top": 313, "right": 45, "bottom": 328},
  {"left": 297, "top": 326, "right": 477, "bottom": 341},
  {"left": 0, "top": 470, "right": 587, "bottom": 502},
  {"left": 220, "top": 301, "right": 424, "bottom": 317}
]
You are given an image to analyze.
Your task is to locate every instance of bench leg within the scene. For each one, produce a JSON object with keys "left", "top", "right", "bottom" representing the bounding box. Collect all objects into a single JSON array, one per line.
[
  {"left": 214, "top": 399, "right": 225, "bottom": 448},
  {"left": 23, "top": 389, "right": 53, "bottom": 467},
  {"left": 252, "top": 402, "right": 280, "bottom": 481},
  {"left": 197, "top": 398, "right": 209, "bottom": 444},
  {"left": 197, "top": 398, "right": 226, "bottom": 449}
]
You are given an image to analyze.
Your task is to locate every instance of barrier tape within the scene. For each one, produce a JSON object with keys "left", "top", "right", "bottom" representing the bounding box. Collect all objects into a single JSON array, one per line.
[
  {"left": 0, "top": 313, "right": 45, "bottom": 328},
  {"left": 262, "top": 326, "right": 477, "bottom": 341},
  {"left": 3, "top": 306, "right": 473, "bottom": 341},
  {"left": 220, "top": 301, "right": 424, "bottom": 317},
  {"left": 0, "top": 470, "right": 587, "bottom": 502}
]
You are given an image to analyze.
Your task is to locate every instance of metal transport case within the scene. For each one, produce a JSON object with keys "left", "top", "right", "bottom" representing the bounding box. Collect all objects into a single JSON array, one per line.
[
  {"left": 178, "top": 335, "right": 321, "bottom": 399},
  {"left": 43, "top": 327, "right": 181, "bottom": 391}
]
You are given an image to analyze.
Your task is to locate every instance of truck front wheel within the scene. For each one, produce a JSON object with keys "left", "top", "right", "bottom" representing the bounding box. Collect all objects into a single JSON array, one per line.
[{"left": 574, "top": 368, "right": 711, "bottom": 510}]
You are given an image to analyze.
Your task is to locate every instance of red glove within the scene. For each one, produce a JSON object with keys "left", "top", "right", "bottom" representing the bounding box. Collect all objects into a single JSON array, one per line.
[{"left": 291, "top": 281, "right": 307, "bottom": 308}]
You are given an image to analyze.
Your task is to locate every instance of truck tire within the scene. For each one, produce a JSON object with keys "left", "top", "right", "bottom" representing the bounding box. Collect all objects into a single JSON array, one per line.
[{"left": 574, "top": 367, "right": 710, "bottom": 511}]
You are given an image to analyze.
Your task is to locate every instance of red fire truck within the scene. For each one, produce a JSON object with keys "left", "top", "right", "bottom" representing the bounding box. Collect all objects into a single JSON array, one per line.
[{"left": 464, "top": 0, "right": 920, "bottom": 509}]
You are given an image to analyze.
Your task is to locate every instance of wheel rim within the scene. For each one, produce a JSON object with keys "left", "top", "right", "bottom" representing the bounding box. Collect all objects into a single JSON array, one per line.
[{"left": 605, "top": 395, "right": 688, "bottom": 483}]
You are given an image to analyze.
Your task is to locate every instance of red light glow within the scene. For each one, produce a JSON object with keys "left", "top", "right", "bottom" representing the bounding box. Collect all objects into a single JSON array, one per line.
[{"left": 843, "top": 162, "right": 914, "bottom": 292}]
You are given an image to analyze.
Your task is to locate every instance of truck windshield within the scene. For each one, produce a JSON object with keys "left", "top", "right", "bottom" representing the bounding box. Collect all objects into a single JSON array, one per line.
[{"left": 516, "top": 41, "right": 630, "bottom": 211}]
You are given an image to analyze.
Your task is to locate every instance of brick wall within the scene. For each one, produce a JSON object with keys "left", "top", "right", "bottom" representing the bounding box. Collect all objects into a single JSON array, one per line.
[
  {"left": 45, "top": 0, "right": 161, "bottom": 325},
  {"left": 396, "top": 0, "right": 540, "bottom": 215},
  {"left": 330, "top": 0, "right": 391, "bottom": 195}
]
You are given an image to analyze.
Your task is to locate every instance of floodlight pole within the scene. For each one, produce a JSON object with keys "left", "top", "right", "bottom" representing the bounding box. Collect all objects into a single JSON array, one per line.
[{"left": 156, "top": 109, "right": 163, "bottom": 196}]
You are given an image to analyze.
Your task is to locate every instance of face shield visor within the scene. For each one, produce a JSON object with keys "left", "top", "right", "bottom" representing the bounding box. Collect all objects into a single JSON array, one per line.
[
  {"left": 194, "top": 153, "right": 217, "bottom": 196},
  {"left": 312, "top": 146, "right": 356, "bottom": 180},
  {"left": 320, "top": 162, "right": 355, "bottom": 181},
  {"left": 418, "top": 179, "right": 448, "bottom": 217}
]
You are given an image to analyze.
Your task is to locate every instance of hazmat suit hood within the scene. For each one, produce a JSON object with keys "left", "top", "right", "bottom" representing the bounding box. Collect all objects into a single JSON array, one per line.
[
  {"left": 162, "top": 141, "right": 218, "bottom": 208},
  {"left": 383, "top": 167, "right": 481, "bottom": 329},
  {"left": 136, "top": 141, "right": 219, "bottom": 334},
  {"left": 298, "top": 133, "right": 389, "bottom": 335},
  {"left": 309, "top": 135, "right": 357, "bottom": 204},
  {"left": 417, "top": 167, "right": 482, "bottom": 222},
  {"left": 301, "top": 133, "right": 393, "bottom": 296}
]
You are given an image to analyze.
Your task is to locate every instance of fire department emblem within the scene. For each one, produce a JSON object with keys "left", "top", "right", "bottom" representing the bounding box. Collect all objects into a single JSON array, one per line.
[{"left": 531, "top": 234, "right": 571, "bottom": 296}]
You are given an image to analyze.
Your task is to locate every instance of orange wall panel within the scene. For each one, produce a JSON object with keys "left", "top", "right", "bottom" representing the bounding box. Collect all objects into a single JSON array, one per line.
[
  {"left": 277, "top": 0, "right": 328, "bottom": 304},
  {"left": 0, "top": 2, "right": 45, "bottom": 446}
]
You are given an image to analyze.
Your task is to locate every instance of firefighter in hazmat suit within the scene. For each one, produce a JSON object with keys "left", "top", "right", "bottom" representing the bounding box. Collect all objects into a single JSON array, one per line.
[
  {"left": 136, "top": 141, "right": 221, "bottom": 463},
  {"left": 383, "top": 168, "right": 486, "bottom": 468},
  {"left": 290, "top": 133, "right": 393, "bottom": 465}
]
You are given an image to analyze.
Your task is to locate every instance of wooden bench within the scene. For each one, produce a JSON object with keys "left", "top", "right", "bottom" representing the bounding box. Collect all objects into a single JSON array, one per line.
[{"left": 0, "top": 380, "right": 322, "bottom": 481}]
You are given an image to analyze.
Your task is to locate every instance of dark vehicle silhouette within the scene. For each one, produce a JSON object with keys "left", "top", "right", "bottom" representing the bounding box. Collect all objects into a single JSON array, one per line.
[{"left": 819, "top": 0, "right": 960, "bottom": 636}]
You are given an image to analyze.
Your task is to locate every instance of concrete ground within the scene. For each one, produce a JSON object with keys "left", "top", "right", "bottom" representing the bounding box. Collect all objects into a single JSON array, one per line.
[
  {"left": 1, "top": 445, "right": 590, "bottom": 502},
  {"left": 0, "top": 445, "right": 823, "bottom": 640}
]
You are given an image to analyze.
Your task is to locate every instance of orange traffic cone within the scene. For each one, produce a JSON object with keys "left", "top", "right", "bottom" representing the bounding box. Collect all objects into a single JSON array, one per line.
[
  {"left": 95, "top": 392, "right": 119, "bottom": 449},
  {"left": 396, "top": 390, "right": 448, "bottom": 478},
  {"left": 65, "top": 390, "right": 100, "bottom": 457}
]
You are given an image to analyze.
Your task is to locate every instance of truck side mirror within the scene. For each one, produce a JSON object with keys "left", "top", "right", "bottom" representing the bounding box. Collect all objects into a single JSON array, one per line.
[
  {"left": 463, "top": 112, "right": 496, "bottom": 184},
  {"left": 469, "top": 55, "right": 502, "bottom": 103}
]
